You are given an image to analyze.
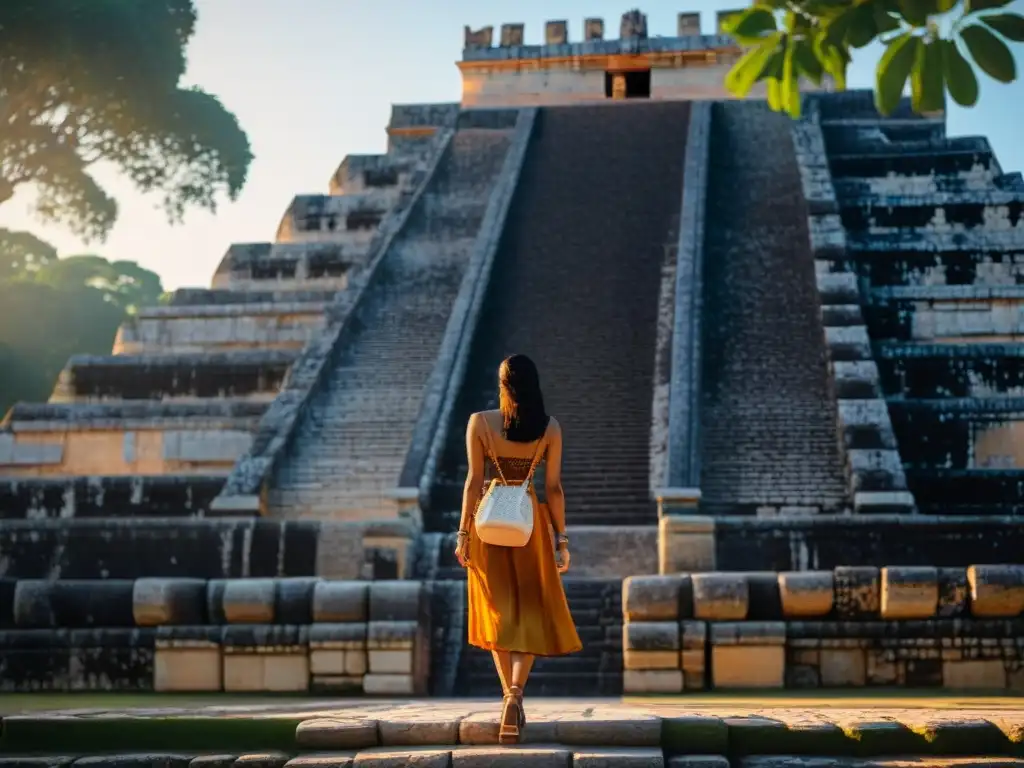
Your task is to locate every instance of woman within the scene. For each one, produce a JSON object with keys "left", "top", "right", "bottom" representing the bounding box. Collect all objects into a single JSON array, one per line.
[{"left": 454, "top": 354, "right": 581, "bottom": 744}]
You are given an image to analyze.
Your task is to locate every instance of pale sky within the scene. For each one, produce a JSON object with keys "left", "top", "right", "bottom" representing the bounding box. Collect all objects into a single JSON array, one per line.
[{"left": 2, "top": 0, "right": 1023, "bottom": 291}]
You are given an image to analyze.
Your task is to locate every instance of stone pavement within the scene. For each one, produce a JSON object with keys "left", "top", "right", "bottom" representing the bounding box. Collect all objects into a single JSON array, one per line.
[{"left": 4, "top": 697, "right": 1024, "bottom": 766}]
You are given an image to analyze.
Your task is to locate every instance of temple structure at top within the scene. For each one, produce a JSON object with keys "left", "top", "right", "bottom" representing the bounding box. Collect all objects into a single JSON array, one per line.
[{"left": 458, "top": 9, "right": 795, "bottom": 107}]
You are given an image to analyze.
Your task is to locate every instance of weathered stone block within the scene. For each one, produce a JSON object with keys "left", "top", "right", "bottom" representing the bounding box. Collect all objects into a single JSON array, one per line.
[
  {"left": 222, "top": 580, "right": 276, "bottom": 624},
  {"left": 624, "top": 649, "right": 680, "bottom": 671},
  {"left": 368, "top": 649, "right": 413, "bottom": 674},
  {"left": 584, "top": 17, "right": 604, "bottom": 41},
  {"left": 310, "top": 674, "right": 363, "bottom": 694},
  {"left": 311, "top": 581, "right": 368, "bottom": 626},
  {"left": 943, "top": 659, "right": 1007, "bottom": 689},
  {"left": 710, "top": 622, "right": 785, "bottom": 646},
  {"left": 366, "top": 620, "right": 416, "bottom": 650},
  {"left": 623, "top": 669, "right": 684, "bottom": 694},
  {"left": 711, "top": 646, "right": 785, "bottom": 688},
  {"left": 692, "top": 573, "right": 748, "bottom": 621},
  {"left": 968, "top": 565, "right": 1024, "bottom": 617},
  {"left": 223, "top": 654, "right": 263, "bottom": 692},
  {"left": 745, "top": 572, "right": 783, "bottom": 620},
  {"left": 308, "top": 622, "right": 366, "bottom": 649},
  {"left": 13, "top": 580, "right": 136, "bottom": 628},
  {"left": 659, "top": 515, "right": 715, "bottom": 574},
  {"left": 937, "top": 568, "right": 970, "bottom": 618},
  {"left": 263, "top": 654, "right": 309, "bottom": 691},
  {"left": 368, "top": 581, "right": 422, "bottom": 622},
  {"left": 363, "top": 672, "right": 414, "bottom": 695},
  {"left": 680, "top": 620, "right": 707, "bottom": 690},
  {"left": 834, "top": 566, "right": 880, "bottom": 619},
  {"left": 309, "top": 648, "right": 367, "bottom": 677},
  {"left": 820, "top": 649, "right": 866, "bottom": 686},
  {"left": 223, "top": 652, "right": 308, "bottom": 692},
  {"left": 500, "top": 23, "right": 524, "bottom": 47},
  {"left": 275, "top": 578, "right": 319, "bottom": 625},
  {"left": 154, "top": 645, "right": 222, "bottom": 691},
  {"left": 623, "top": 621, "right": 679, "bottom": 652},
  {"left": 133, "top": 579, "right": 207, "bottom": 626},
  {"left": 778, "top": 571, "right": 833, "bottom": 617},
  {"left": 881, "top": 566, "right": 939, "bottom": 620},
  {"left": 545, "top": 20, "right": 568, "bottom": 45},
  {"left": 622, "top": 576, "right": 681, "bottom": 622}
]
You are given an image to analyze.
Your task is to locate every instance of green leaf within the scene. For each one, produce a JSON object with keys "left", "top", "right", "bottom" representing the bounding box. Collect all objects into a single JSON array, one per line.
[
  {"left": 911, "top": 40, "right": 946, "bottom": 112},
  {"left": 794, "top": 37, "right": 825, "bottom": 83},
  {"left": 960, "top": 23, "right": 1017, "bottom": 82},
  {"left": 965, "top": 0, "right": 1014, "bottom": 12},
  {"left": 782, "top": 42, "right": 802, "bottom": 117},
  {"left": 875, "top": 32, "right": 921, "bottom": 114},
  {"left": 766, "top": 77, "right": 784, "bottom": 110},
  {"left": 898, "top": 0, "right": 933, "bottom": 26},
  {"left": 722, "top": 5, "right": 778, "bottom": 43},
  {"left": 725, "top": 33, "right": 785, "bottom": 95},
  {"left": 847, "top": 3, "right": 880, "bottom": 47},
  {"left": 873, "top": 3, "right": 903, "bottom": 32},
  {"left": 935, "top": 0, "right": 960, "bottom": 12},
  {"left": 814, "top": 29, "right": 852, "bottom": 88},
  {"left": 979, "top": 12, "right": 1024, "bottom": 41},
  {"left": 941, "top": 39, "right": 980, "bottom": 105}
]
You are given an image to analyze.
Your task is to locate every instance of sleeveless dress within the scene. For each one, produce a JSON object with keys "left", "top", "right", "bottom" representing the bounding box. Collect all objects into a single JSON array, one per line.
[{"left": 466, "top": 419, "right": 583, "bottom": 657}]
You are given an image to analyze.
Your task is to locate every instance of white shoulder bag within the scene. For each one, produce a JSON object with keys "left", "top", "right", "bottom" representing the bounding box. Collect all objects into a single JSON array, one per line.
[{"left": 474, "top": 420, "right": 546, "bottom": 548}]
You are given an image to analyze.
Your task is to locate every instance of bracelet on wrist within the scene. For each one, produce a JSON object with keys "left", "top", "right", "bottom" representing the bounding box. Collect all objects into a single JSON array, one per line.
[{"left": 457, "top": 530, "right": 470, "bottom": 538}]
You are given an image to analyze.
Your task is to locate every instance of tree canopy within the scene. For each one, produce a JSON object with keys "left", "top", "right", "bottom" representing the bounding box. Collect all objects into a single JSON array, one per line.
[
  {"left": 0, "top": 0, "right": 254, "bottom": 241},
  {"left": 722, "top": 0, "right": 1024, "bottom": 116},
  {"left": 0, "top": 229, "right": 164, "bottom": 414}
]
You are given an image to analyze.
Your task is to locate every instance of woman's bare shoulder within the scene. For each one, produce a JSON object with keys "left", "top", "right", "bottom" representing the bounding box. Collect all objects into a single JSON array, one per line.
[
  {"left": 468, "top": 410, "right": 499, "bottom": 430},
  {"left": 547, "top": 416, "right": 562, "bottom": 437}
]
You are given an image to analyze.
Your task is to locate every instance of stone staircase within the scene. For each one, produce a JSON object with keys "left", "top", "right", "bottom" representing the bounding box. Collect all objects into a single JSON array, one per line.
[
  {"left": 425, "top": 548, "right": 624, "bottom": 698},
  {"left": 266, "top": 128, "right": 513, "bottom": 519},
  {"left": 698, "top": 101, "right": 850, "bottom": 515},
  {"left": 824, "top": 111, "right": 1024, "bottom": 516},
  {"left": 425, "top": 102, "right": 692, "bottom": 531}
]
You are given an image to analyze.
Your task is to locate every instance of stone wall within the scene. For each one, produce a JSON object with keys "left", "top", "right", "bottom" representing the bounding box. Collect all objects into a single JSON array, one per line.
[
  {"left": 51, "top": 351, "right": 298, "bottom": 403},
  {"left": 273, "top": 191, "right": 400, "bottom": 248},
  {"left": 660, "top": 514, "right": 1024, "bottom": 571},
  {"left": 0, "top": 518, "right": 417, "bottom": 579},
  {"left": 0, "top": 578, "right": 430, "bottom": 694},
  {"left": 113, "top": 304, "right": 328, "bottom": 356},
  {"left": 790, "top": 96, "right": 915, "bottom": 514},
  {"left": 0, "top": 475, "right": 227, "bottom": 520},
  {"left": 622, "top": 566, "right": 1024, "bottom": 691},
  {"left": 0, "top": 402, "right": 264, "bottom": 477}
]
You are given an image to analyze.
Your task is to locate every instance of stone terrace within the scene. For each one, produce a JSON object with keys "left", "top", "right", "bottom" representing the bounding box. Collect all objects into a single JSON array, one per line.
[
  {"left": 821, "top": 95, "right": 1024, "bottom": 516},
  {"left": 0, "top": 103, "right": 447, "bottom": 514},
  {"left": 4, "top": 698, "right": 1024, "bottom": 767}
]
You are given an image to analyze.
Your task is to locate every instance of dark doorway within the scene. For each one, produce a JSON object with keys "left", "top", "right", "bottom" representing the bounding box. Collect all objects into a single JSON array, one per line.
[{"left": 604, "top": 69, "right": 652, "bottom": 99}]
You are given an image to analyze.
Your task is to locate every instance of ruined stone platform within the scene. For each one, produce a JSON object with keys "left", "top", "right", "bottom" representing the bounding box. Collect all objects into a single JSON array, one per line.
[{"left": 3, "top": 696, "right": 1024, "bottom": 766}]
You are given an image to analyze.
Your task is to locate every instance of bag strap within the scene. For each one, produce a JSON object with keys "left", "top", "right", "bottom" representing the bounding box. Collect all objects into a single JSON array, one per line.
[
  {"left": 480, "top": 416, "right": 546, "bottom": 487},
  {"left": 522, "top": 430, "right": 547, "bottom": 487},
  {"left": 479, "top": 417, "right": 509, "bottom": 485}
]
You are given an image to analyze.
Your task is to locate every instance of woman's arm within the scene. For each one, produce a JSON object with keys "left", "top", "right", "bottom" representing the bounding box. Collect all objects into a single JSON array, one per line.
[
  {"left": 544, "top": 419, "right": 567, "bottom": 541},
  {"left": 458, "top": 413, "right": 486, "bottom": 534}
]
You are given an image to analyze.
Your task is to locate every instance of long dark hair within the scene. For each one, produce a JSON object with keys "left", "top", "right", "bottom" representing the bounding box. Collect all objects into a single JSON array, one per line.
[{"left": 498, "top": 354, "right": 550, "bottom": 442}]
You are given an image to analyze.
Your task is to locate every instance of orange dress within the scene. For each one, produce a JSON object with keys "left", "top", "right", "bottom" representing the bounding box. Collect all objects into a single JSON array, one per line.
[{"left": 466, "top": 426, "right": 583, "bottom": 657}]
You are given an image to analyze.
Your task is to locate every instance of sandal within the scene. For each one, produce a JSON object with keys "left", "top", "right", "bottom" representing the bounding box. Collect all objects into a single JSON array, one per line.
[{"left": 499, "top": 687, "right": 523, "bottom": 744}]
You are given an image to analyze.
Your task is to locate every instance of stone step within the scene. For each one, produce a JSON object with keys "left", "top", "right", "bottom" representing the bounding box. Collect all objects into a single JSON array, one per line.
[{"left": 424, "top": 103, "right": 688, "bottom": 536}]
